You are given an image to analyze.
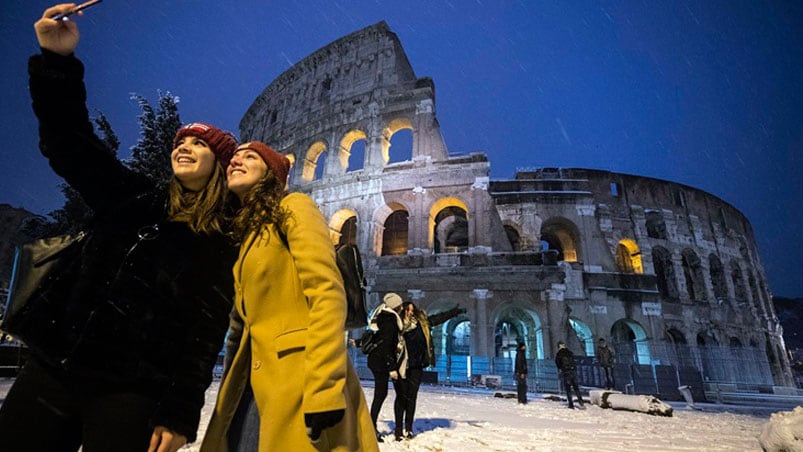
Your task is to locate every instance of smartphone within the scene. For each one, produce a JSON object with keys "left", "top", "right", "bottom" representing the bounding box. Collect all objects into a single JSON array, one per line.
[{"left": 51, "top": 0, "right": 103, "bottom": 21}]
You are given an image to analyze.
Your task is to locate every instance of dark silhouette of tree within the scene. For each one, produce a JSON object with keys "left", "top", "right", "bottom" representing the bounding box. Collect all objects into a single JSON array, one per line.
[{"left": 128, "top": 91, "right": 182, "bottom": 187}]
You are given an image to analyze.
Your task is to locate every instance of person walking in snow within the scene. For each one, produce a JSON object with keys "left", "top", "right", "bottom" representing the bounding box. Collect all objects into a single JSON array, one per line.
[
  {"left": 515, "top": 342, "right": 529, "bottom": 404},
  {"left": 396, "top": 302, "right": 465, "bottom": 439},
  {"left": 596, "top": 337, "right": 616, "bottom": 389},
  {"left": 555, "top": 341, "right": 585, "bottom": 409}
]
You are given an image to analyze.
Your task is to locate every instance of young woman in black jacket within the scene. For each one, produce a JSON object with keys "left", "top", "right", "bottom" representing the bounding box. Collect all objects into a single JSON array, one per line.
[{"left": 0, "top": 5, "right": 238, "bottom": 452}]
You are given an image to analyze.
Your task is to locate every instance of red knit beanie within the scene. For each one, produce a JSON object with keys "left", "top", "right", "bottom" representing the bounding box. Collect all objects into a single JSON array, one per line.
[
  {"left": 236, "top": 141, "right": 291, "bottom": 184},
  {"left": 173, "top": 122, "right": 238, "bottom": 168}
]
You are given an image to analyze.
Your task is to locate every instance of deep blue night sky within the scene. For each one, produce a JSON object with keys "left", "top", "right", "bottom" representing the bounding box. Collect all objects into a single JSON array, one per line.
[{"left": 1, "top": 1, "right": 801, "bottom": 296}]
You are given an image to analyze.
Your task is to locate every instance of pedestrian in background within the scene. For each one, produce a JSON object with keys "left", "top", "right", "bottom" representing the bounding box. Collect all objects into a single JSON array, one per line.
[
  {"left": 555, "top": 341, "right": 585, "bottom": 409},
  {"left": 515, "top": 342, "right": 528, "bottom": 404},
  {"left": 596, "top": 337, "right": 616, "bottom": 389}
]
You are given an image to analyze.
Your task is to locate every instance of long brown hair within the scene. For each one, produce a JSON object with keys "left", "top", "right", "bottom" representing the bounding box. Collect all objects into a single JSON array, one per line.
[
  {"left": 167, "top": 163, "right": 229, "bottom": 235},
  {"left": 230, "top": 169, "right": 289, "bottom": 242}
]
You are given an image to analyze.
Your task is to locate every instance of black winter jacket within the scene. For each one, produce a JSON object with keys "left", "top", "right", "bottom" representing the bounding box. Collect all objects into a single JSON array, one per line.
[
  {"left": 366, "top": 310, "right": 401, "bottom": 373},
  {"left": 27, "top": 50, "right": 236, "bottom": 441},
  {"left": 515, "top": 348, "right": 528, "bottom": 375},
  {"left": 555, "top": 347, "right": 577, "bottom": 373}
]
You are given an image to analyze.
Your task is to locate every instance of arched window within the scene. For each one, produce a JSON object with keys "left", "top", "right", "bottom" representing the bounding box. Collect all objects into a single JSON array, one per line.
[
  {"left": 504, "top": 225, "right": 521, "bottom": 251},
  {"left": 616, "top": 239, "right": 643, "bottom": 274},
  {"left": 652, "top": 246, "right": 678, "bottom": 302},
  {"left": 381, "top": 210, "right": 409, "bottom": 256},
  {"left": 681, "top": 249, "right": 706, "bottom": 302},
  {"left": 611, "top": 319, "right": 651, "bottom": 365},
  {"left": 434, "top": 207, "right": 468, "bottom": 253},
  {"left": 708, "top": 254, "right": 728, "bottom": 300},
  {"left": 730, "top": 262, "right": 747, "bottom": 303}
]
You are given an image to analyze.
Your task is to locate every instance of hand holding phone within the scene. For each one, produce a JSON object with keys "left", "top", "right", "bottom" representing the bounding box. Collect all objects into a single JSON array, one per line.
[{"left": 50, "top": 0, "right": 103, "bottom": 21}]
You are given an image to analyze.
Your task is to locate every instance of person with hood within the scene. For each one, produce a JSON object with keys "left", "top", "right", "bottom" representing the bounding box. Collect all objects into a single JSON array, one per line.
[
  {"left": 0, "top": 5, "right": 239, "bottom": 452},
  {"left": 360, "top": 292, "right": 407, "bottom": 442},
  {"left": 200, "top": 141, "right": 377, "bottom": 451},
  {"left": 515, "top": 342, "right": 528, "bottom": 405},
  {"left": 396, "top": 301, "right": 465, "bottom": 439},
  {"left": 555, "top": 341, "right": 585, "bottom": 409}
]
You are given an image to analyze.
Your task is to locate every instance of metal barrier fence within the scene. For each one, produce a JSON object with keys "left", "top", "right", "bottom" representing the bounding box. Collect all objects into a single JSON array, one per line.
[{"left": 348, "top": 341, "right": 777, "bottom": 401}]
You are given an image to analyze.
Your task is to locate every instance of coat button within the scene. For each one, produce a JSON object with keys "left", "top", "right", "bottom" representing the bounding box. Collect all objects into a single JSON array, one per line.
[{"left": 252, "top": 360, "right": 262, "bottom": 370}]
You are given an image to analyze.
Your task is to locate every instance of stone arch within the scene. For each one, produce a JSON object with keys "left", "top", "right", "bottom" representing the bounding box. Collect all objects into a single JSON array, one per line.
[
  {"left": 493, "top": 305, "right": 544, "bottom": 359},
  {"left": 748, "top": 273, "right": 762, "bottom": 314},
  {"left": 329, "top": 208, "right": 358, "bottom": 246},
  {"left": 569, "top": 318, "right": 594, "bottom": 356},
  {"left": 373, "top": 202, "right": 409, "bottom": 256},
  {"left": 429, "top": 197, "right": 469, "bottom": 252},
  {"left": 665, "top": 327, "right": 694, "bottom": 367},
  {"left": 384, "top": 117, "right": 414, "bottom": 164},
  {"left": 681, "top": 248, "right": 706, "bottom": 302},
  {"left": 708, "top": 254, "right": 728, "bottom": 300},
  {"left": 502, "top": 221, "right": 523, "bottom": 251},
  {"left": 301, "top": 141, "right": 328, "bottom": 181},
  {"left": 611, "top": 319, "right": 651, "bottom": 365},
  {"left": 615, "top": 238, "right": 643, "bottom": 274},
  {"left": 540, "top": 217, "right": 581, "bottom": 263},
  {"left": 730, "top": 261, "right": 747, "bottom": 304},
  {"left": 697, "top": 332, "right": 720, "bottom": 380},
  {"left": 652, "top": 246, "right": 678, "bottom": 302},
  {"left": 339, "top": 129, "right": 368, "bottom": 173}
]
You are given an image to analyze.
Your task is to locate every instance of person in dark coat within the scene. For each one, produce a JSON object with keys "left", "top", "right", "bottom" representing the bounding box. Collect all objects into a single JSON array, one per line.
[
  {"left": 555, "top": 341, "right": 585, "bottom": 409},
  {"left": 515, "top": 342, "right": 528, "bottom": 404},
  {"left": 396, "top": 302, "right": 465, "bottom": 439},
  {"left": 0, "top": 6, "right": 238, "bottom": 452},
  {"left": 362, "top": 293, "right": 406, "bottom": 442},
  {"left": 596, "top": 337, "right": 616, "bottom": 389}
]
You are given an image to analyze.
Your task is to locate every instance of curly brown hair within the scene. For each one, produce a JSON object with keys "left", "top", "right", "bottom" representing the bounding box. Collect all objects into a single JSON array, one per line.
[
  {"left": 230, "top": 169, "right": 289, "bottom": 242},
  {"left": 167, "top": 163, "right": 229, "bottom": 235}
]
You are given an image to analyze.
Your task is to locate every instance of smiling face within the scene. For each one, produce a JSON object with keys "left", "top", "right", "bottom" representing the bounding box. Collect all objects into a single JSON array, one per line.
[
  {"left": 227, "top": 148, "right": 269, "bottom": 200},
  {"left": 171, "top": 135, "right": 217, "bottom": 192}
]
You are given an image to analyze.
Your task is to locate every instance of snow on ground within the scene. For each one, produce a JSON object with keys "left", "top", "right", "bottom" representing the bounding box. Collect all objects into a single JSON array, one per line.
[
  {"left": 186, "top": 380, "right": 778, "bottom": 452},
  {"left": 0, "top": 378, "right": 780, "bottom": 451}
]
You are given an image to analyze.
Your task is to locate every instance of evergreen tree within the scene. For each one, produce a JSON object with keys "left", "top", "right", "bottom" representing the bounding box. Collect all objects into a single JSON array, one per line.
[{"left": 127, "top": 91, "right": 182, "bottom": 186}]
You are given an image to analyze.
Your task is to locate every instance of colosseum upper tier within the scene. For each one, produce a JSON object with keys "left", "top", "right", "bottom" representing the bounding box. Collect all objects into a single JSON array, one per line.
[{"left": 240, "top": 21, "right": 793, "bottom": 390}]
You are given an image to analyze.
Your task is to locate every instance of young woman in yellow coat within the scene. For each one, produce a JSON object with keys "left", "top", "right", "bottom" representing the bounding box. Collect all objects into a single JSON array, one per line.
[{"left": 201, "top": 141, "right": 378, "bottom": 452}]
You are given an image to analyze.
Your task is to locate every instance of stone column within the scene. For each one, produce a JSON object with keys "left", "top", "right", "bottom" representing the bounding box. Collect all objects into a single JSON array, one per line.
[{"left": 471, "top": 289, "right": 492, "bottom": 358}]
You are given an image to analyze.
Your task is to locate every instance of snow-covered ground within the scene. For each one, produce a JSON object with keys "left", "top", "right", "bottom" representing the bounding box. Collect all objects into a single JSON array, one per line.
[
  {"left": 0, "top": 377, "right": 786, "bottom": 451},
  {"left": 182, "top": 379, "right": 782, "bottom": 451}
]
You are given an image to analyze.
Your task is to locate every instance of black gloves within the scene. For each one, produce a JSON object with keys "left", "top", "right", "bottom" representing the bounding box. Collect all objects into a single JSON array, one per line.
[{"left": 304, "top": 409, "right": 345, "bottom": 441}]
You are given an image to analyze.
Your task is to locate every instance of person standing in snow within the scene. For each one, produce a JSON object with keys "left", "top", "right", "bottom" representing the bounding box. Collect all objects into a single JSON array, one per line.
[
  {"left": 555, "top": 341, "right": 585, "bottom": 409},
  {"left": 515, "top": 342, "right": 528, "bottom": 404},
  {"left": 0, "top": 6, "right": 240, "bottom": 452},
  {"left": 596, "top": 337, "right": 616, "bottom": 389},
  {"left": 361, "top": 292, "right": 407, "bottom": 442},
  {"left": 200, "top": 141, "right": 377, "bottom": 451},
  {"left": 396, "top": 302, "right": 465, "bottom": 439}
]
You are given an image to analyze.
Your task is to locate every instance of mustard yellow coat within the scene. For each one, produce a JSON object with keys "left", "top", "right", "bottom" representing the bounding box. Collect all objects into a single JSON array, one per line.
[{"left": 200, "top": 193, "right": 378, "bottom": 452}]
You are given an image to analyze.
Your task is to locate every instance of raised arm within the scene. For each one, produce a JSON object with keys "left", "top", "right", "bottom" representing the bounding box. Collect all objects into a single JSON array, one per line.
[{"left": 30, "top": 5, "right": 149, "bottom": 212}]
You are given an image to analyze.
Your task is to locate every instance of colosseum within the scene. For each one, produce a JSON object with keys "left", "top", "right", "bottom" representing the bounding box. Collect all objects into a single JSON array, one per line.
[{"left": 239, "top": 21, "right": 794, "bottom": 397}]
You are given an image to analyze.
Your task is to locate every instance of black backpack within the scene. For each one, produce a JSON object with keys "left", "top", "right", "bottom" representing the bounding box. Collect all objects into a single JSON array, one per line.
[
  {"left": 277, "top": 226, "right": 369, "bottom": 330},
  {"left": 359, "top": 329, "right": 382, "bottom": 355},
  {"left": 335, "top": 243, "right": 369, "bottom": 329}
]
